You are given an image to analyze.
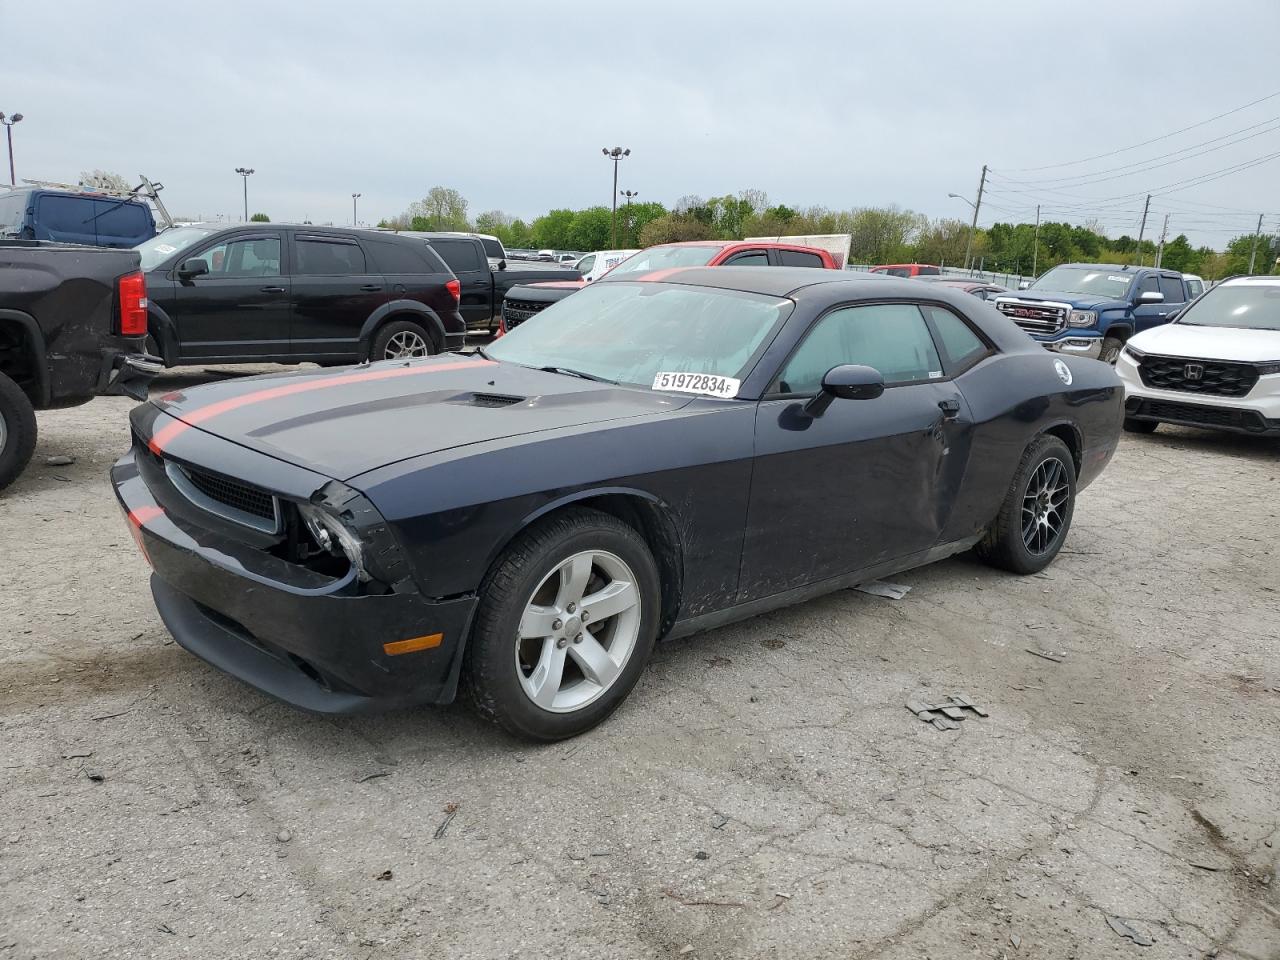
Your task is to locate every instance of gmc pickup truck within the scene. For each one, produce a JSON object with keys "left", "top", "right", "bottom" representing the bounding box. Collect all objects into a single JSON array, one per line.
[
  {"left": 0, "top": 241, "right": 158, "bottom": 489},
  {"left": 994, "top": 263, "right": 1188, "bottom": 363}
]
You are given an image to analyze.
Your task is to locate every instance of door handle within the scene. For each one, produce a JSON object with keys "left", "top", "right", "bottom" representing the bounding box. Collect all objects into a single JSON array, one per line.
[
  {"left": 360, "top": 284, "right": 382, "bottom": 292},
  {"left": 260, "top": 285, "right": 286, "bottom": 293},
  {"left": 938, "top": 398, "right": 961, "bottom": 419}
]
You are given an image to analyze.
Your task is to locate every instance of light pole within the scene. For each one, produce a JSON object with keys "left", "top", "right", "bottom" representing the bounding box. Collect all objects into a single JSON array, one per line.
[
  {"left": 352, "top": 193, "right": 361, "bottom": 227},
  {"left": 602, "top": 147, "right": 630, "bottom": 247},
  {"left": 1, "top": 112, "right": 24, "bottom": 186},
  {"left": 234, "top": 167, "right": 254, "bottom": 221},
  {"left": 620, "top": 189, "right": 638, "bottom": 245}
]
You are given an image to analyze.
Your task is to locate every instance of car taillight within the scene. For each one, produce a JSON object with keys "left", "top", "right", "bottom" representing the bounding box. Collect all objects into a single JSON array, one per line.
[
  {"left": 117, "top": 271, "right": 148, "bottom": 337},
  {"left": 446, "top": 279, "right": 460, "bottom": 303},
  {"left": 496, "top": 315, "right": 507, "bottom": 338}
]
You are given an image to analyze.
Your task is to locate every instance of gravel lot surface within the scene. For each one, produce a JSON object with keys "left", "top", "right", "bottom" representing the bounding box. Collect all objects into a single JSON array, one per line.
[{"left": 2, "top": 366, "right": 1278, "bottom": 959}]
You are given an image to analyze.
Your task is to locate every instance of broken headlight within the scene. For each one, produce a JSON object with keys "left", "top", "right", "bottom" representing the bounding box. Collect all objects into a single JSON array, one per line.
[{"left": 298, "top": 501, "right": 370, "bottom": 582}]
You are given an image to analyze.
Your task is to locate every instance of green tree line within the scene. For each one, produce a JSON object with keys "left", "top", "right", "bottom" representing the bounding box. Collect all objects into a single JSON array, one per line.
[{"left": 380, "top": 186, "right": 1278, "bottom": 279}]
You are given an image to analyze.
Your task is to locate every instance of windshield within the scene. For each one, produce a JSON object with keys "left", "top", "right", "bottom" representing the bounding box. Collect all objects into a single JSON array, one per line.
[
  {"left": 604, "top": 245, "right": 723, "bottom": 277},
  {"left": 486, "top": 281, "right": 792, "bottom": 391},
  {"left": 1177, "top": 282, "right": 1280, "bottom": 332},
  {"left": 135, "top": 226, "right": 217, "bottom": 270},
  {"left": 1031, "top": 266, "right": 1133, "bottom": 299}
]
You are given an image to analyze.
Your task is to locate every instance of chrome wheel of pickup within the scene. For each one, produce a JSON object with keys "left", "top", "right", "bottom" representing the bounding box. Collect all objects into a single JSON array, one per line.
[{"left": 515, "top": 549, "right": 642, "bottom": 714}]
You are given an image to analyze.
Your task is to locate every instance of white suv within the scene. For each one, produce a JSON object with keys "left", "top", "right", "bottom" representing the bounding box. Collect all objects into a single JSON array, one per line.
[{"left": 1116, "top": 275, "right": 1280, "bottom": 437}]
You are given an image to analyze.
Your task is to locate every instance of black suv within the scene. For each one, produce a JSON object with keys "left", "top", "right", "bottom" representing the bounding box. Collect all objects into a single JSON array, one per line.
[{"left": 135, "top": 224, "right": 465, "bottom": 366}]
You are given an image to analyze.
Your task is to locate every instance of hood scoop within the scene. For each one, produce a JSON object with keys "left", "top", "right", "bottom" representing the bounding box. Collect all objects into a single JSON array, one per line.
[{"left": 461, "top": 392, "right": 525, "bottom": 408}]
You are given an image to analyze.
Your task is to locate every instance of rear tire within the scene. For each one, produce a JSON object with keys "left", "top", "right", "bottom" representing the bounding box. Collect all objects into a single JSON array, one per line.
[
  {"left": 371, "top": 320, "right": 438, "bottom": 361},
  {"left": 465, "top": 508, "right": 661, "bottom": 741},
  {"left": 0, "top": 372, "right": 38, "bottom": 492},
  {"left": 976, "top": 434, "right": 1076, "bottom": 575},
  {"left": 1123, "top": 417, "right": 1158, "bottom": 434},
  {"left": 1098, "top": 336, "right": 1124, "bottom": 364}
]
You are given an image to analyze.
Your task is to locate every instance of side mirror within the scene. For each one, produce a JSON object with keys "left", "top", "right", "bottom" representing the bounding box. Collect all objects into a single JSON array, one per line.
[
  {"left": 803, "top": 364, "right": 884, "bottom": 417},
  {"left": 1138, "top": 290, "right": 1164, "bottom": 304},
  {"left": 1018, "top": 280, "right": 1030, "bottom": 290},
  {"left": 178, "top": 258, "right": 209, "bottom": 281},
  {"left": 497, "top": 259, "right": 507, "bottom": 271}
]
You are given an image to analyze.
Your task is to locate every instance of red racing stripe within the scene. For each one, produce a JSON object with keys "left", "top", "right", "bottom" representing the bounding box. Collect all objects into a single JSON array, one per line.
[{"left": 148, "top": 358, "right": 496, "bottom": 454}]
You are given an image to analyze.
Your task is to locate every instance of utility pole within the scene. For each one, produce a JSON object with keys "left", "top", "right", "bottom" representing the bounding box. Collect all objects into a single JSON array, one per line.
[
  {"left": 1136, "top": 194, "right": 1151, "bottom": 265},
  {"left": 963, "top": 164, "right": 987, "bottom": 272},
  {"left": 1155, "top": 213, "right": 1170, "bottom": 268},
  {"left": 1247, "top": 213, "right": 1265, "bottom": 274},
  {"left": 1032, "top": 204, "right": 1041, "bottom": 279}
]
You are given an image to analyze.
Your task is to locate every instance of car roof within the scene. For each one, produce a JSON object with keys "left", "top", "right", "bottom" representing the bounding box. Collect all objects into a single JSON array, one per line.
[
  {"left": 627, "top": 265, "right": 897, "bottom": 298},
  {"left": 1219, "top": 275, "right": 1280, "bottom": 286},
  {"left": 1054, "top": 262, "right": 1179, "bottom": 274}
]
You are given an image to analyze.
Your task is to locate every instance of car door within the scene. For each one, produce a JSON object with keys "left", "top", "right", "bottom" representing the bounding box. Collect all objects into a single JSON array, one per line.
[
  {"left": 170, "top": 231, "right": 290, "bottom": 361},
  {"left": 430, "top": 237, "right": 491, "bottom": 326},
  {"left": 1131, "top": 274, "right": 1173, "bottom": 333},
  {"left": 289, "top": 233, "right": 387, "bottom": 360},
  {"left": 739, "top": 301, "right": 973, "bottom": 600}
]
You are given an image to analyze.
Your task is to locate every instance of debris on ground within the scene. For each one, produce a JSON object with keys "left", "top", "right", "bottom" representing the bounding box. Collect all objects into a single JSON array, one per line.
[
  {"left": 1105, "top": 914, "right": 1154, "bottom": 946},
  {"left": 854, "top": 580, "right": 912, "bottom": 600},
  {"left": 375, "top": 869, "right": 393, "bottom": 881},
  {"left": 44, "top": 455, "right": 76, "bottom": 467},
  {"left": 760, "top": 637, "right": 786, "bottom": 650},
  {"left": 711, "top": 814, "right": 729, "bottom": 830},
  {"left": 679, "top": 946, "right": 694, "bottom": 955},
  {"left": 355, "top": 771, "right": 391, "bottom": 783},
  {"left": 84, "top": 770, "right": 104, "bottom": 783},
  {"left": 694, "top": 850, "right": 709, "bottom": 860},
  {"left": 276, "top": 829, "right": 291, "bottom": 843},
  {"left": 434, "top": 803, "right": 459, "bottom": 839},
  {"left": 1025, "top": 648, "right": 1066, "bottom": 664},
  {"left": 906, "top": 692, "right": 989, "bottom": 730},
  {"left": 704, "top": 656, "right": 732, "bottom": 667},
  {"left": 1010, "top": 932, "right": 1022, "bottom": 949}
]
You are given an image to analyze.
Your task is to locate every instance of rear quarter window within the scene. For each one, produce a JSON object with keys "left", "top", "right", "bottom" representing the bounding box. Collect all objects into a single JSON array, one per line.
[
  {"left": 430, "top": 238, "right": 484, "bottom": 273},
  {"left": 779, "top": 250, "right": 824, "bottom": 267},
  {"left": 94, "top": 200, "right": 151, "bottom": 241},
  {"left": 0, "top": 192, "right": 27, "bottom": 235},
  {"left": 366, "top": 238, "right": 438, "bottom": 274}
]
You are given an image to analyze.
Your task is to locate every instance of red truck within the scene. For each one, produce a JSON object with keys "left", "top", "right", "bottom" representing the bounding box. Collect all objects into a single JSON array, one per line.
[{"left": 498, "top": 240, "right": 839, "bottom": 334}]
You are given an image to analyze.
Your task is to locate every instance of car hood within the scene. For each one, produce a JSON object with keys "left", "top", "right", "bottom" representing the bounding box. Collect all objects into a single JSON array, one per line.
[
  {"left": 149, "top": 355, "right": 693, "bottom": 481},
  {"left": 1002, "top": 290, "right": 1127, "bottom": 311},
  {"left": 1130, "top": 323, "right": 1280, "bottom": 362}
]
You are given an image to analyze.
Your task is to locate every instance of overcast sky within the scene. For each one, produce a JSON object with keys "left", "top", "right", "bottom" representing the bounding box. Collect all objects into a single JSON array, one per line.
[{"left": 7, "top": 0, "right": 1278, "bottom": 247}]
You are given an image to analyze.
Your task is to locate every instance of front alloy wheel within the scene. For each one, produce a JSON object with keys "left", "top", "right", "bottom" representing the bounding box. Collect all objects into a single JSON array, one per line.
[
  {"left": 466, "top": 508, "right": 661, "bottom": 740},
  {"left": 516, "top": 550, "right": 642, "bottom": 712}
]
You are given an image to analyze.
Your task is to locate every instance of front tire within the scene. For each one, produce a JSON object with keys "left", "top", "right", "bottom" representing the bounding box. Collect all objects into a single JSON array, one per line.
[
  {"left": 977, "top": 435, "right": 1076, "bottom": 575},
  {"left": 0, "top": 372, "right": 38, "bottom": 492},
  {"left": 1098, "top": 336, "right": 1124, "bottom": 364},
  {"left": 466, "top": 508, "right": 661, "bottom": 741},
  {"left": 1123, "top": 417, "right": 1158, "bottom": 434},
  {"left": 371, "top": 320, "right": 438, "bottom": 361}
]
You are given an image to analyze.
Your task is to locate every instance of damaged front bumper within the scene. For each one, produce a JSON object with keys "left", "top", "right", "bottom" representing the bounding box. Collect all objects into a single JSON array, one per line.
[{"left": 111, "top": 445, "right": 478, "bottom": 714}]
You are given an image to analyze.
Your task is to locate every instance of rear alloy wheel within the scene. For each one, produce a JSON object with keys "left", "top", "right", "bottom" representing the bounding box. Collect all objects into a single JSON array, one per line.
[
  {"left": 977, "top": 434, "right": 1076, "bottom": 575},
  {"left": 466, "top": 508, "right": 660, "bottom": 740},
  {"left": 0, "top": 371, "right": 38, "bottom": 492},
  {"left": 1123, "top": 417, "right": 1159, "bottom": 434},
  {"left": 1098, "top": 336, "right": 1124, "bottom": 364},
  {"left": 372, "top": 320, "right": 437, "bottom": 361}
]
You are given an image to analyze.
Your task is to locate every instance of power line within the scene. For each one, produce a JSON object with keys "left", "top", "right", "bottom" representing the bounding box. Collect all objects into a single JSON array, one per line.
[{"left": 1001, "top": 89, "right": 1280, "bottom": 172}]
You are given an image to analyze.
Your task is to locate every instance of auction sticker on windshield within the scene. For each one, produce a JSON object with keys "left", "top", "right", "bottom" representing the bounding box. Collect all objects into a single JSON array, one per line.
[{"left": 652, "top": 371, "right": 740, "bottom": 398}]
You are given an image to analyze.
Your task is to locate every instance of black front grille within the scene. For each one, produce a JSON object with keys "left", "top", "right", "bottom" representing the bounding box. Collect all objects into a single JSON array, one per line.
[
  {"left": 1138, "top": 399, "right": 1268, "bottom": 432},
  {"left": 996, "top": 300, "right": 1067, "bottom": 334},
  {"left": 1138, "top": 355, "right": 1259, "bottom": 398},
  {"left": 182, "top": 466, "right": 277, "bottom": 522},
  {"left": 502, "top": 298, "right": 551, "bottom": 330}
]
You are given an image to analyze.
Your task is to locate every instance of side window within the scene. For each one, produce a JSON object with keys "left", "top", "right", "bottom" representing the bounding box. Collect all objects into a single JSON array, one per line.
[
  {"left": 724, "top": 250, "right": 768, "bottom": 266},
  {"left": 1137, "top": 275, "right": 1160, "bottom": 296},
  {"left": 366, "top": 239, "right": 430, "bottom": 274},
  {"left": 774, "top": 303, "right": 943, "bottom": 395},
  {"left": 197, "top": 237, "right": 281, "bottom": 278},
  {"left": 36, "top": 195, "right": 96, "bottom": 238},
  {"left": 779, "top": 250, "right": 824, "bottom": 267},
  {"left": 1158, "top": 274, "right": 1185, "bottom": 303},
  {"left": 432, "top": 239, "right": 484, "bottom": 273},
  {"left": 296, "top": 238, "right": 365, "bottom": 275},
  {"left": 0, "top": 192, "right": 26, "bottom": 235},
  {"left": 921, "top": 305, "right": 990, "bottom": 372},
  {"left": 916, "top": 266, "right": 941, "bottom": 276},
  {"left": 576, "top": 254, "right": 596, "bottom": 275},
  {"left": 94, "top": 200, "right": 150, "bottom": 240}
]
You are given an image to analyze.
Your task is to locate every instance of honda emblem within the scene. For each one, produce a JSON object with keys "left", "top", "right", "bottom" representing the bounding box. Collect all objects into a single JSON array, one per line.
[{"left": 1184, "top": 363, "right": 1204, "bottom": 381}]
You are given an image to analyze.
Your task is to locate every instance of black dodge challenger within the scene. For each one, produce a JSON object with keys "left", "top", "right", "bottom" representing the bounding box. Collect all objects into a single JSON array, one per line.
[{"left": 112, "top": 268, "right": 1123, "bottom": 740}]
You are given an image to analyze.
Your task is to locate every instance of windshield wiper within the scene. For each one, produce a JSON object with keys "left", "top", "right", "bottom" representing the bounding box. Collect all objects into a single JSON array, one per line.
[{"left": 537, "top": 365, "right": 617, "bottom": 384}]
